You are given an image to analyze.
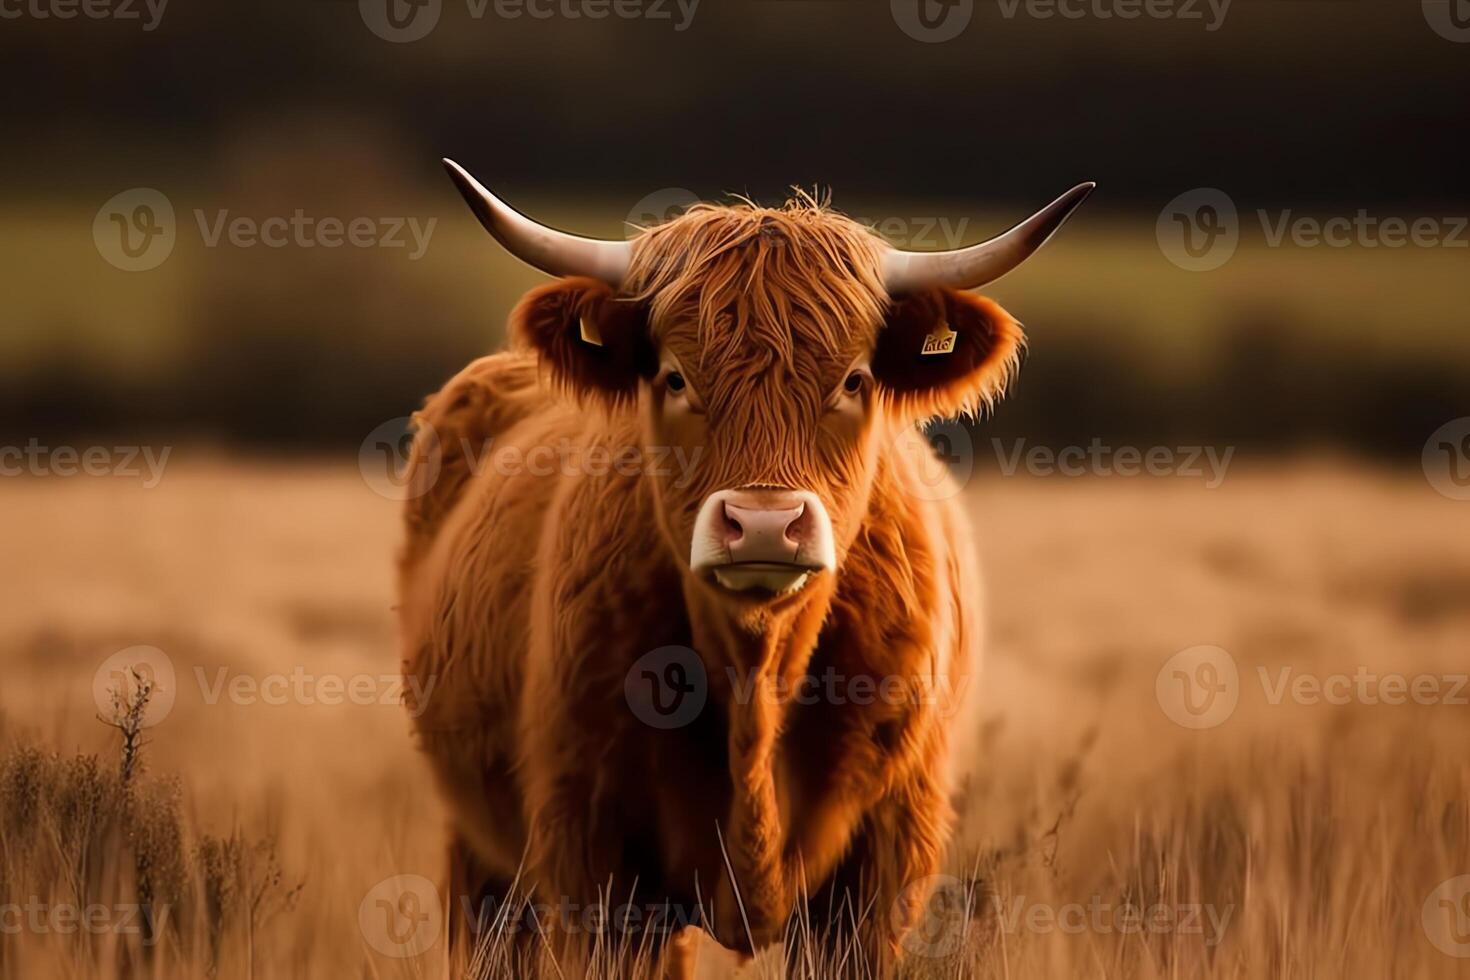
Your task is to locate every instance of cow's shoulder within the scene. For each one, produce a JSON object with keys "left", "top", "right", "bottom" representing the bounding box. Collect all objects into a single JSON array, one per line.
[
  {"left": 525, "top": 416, "right": 691, "bottom": 682},
  {"left": 400, "top": 351, "right": 549, "bottom": 574},
  {"left": 824, "top": 447, "right": 973, "bottom": 690}
]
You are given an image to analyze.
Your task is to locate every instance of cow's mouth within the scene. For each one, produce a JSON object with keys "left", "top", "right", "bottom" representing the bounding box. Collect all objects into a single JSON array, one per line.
[{"left": 709, "top": 561, "right": 822, "bottom": 595}]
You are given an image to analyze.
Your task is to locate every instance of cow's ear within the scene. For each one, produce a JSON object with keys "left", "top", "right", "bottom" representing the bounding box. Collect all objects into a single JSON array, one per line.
[
  {"left": 509, "top": 276, "right": 654, "bottom": 405},
  {"left": 872, "top": 288, "right": 1025, "bottom": 422}
]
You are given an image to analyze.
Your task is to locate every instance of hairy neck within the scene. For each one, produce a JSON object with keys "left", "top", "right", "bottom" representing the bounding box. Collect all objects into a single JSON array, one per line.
[{"left": 683, "top": 577, "right": 836, "bottom": 706}]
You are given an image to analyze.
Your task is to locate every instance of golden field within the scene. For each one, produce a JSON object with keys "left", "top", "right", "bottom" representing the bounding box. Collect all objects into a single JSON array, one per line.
[{"left": 2, "top": 458, "right": 1469, "bottom": 978}]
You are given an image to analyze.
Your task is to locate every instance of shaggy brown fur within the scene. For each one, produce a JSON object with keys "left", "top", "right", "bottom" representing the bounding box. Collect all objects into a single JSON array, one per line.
[{"left": 399, "top": 196, "right": 1024, "bottom": 977}]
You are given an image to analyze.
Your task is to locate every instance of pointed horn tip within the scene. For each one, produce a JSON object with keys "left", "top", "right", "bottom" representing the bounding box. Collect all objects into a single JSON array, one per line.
[
  {"left": 1061, "top": 181, "right": 1097, "bottom": 205},
  {"left": 442, "top": 158, "right": 480, "bottom": 190},
  {"left": 1041, "top": 181, "right": 1097, "bottom": 231}
]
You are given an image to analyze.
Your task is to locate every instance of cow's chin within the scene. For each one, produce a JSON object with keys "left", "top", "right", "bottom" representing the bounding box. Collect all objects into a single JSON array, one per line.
[{"left": 709, "top": 562, "right": 819, "bottom": 597}]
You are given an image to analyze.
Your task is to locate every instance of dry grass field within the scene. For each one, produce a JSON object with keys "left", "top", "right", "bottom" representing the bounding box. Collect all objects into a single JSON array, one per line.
[{"left": 2, "top": 458, "right": 1469, "bottom": 979}]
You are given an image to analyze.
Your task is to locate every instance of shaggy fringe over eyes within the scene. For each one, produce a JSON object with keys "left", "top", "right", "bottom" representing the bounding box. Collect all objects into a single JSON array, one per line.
[
  {"left": 623, "top": 194, "right": 1024, "bottom": 428},
  {"left": 624, "top": 190, "right": 888, "bottom": 376}
]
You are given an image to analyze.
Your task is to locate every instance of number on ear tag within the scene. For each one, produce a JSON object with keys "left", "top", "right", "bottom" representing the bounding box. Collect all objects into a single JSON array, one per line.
[{"left": 921, "top": 323, "right": 957, "bottom": 356}]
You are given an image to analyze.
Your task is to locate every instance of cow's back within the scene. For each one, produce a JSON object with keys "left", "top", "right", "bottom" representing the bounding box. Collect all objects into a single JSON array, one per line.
[
  {"left": 398, "top": 352, "right": 544, "bottom": 576},
  {"left": 397, "top": 351, "right": 597, "bottom": 872}
]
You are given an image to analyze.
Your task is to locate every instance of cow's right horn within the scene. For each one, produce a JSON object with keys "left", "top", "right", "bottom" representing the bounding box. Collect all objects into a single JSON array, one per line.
[
  {"left": 881, "top": 182, "right": 1095, "bottom": 294},
  {"left": 443, "top": 158, "right": 632, "bottom": 285}
]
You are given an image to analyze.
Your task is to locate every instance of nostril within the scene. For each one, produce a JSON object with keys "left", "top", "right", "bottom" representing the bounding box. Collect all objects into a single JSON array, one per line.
[
  {"left": 782, "top": 502, "right": 808, "bottom": 545},
  {"left": 721, "top": 503, "right": 744, "bottom": 543}
]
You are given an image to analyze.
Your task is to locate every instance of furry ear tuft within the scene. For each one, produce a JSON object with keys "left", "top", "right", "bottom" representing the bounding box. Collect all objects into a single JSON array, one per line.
[
  {"left": 509, "top": 277, "right": 654, "bottom": 406},
  {"left": 873, "top": 289, "right": 1025, "bottom": 422}
]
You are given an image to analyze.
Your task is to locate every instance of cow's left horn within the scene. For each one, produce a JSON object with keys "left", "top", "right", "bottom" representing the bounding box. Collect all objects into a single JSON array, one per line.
[
  {"left": 881, "top": 182, "right": 1096, "bottom": 293},
  {"left": 443, "top": 158, "right": 631, "bottom": 285}
]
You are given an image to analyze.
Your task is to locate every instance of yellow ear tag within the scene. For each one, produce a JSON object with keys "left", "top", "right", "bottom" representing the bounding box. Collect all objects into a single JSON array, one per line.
[
  {"left": 579, "top": 315, "right": 603, "bottom": 347},
  {"left": 921, "top": 322, "right": 957, "bottom": 355}
]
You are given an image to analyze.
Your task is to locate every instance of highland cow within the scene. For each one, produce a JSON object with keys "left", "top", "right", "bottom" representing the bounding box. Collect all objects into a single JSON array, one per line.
[{"left": 398, "top": 160, "right": 1092, "bottom": 977}]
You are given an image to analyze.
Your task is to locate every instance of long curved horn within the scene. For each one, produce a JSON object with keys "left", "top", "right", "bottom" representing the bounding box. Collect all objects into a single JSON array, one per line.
[
  {"left": 881, "top": 182, "right": 1096, "bottom": 293},
  {"left": 443, "top": 158, "right": 631, "bottom": 285}
]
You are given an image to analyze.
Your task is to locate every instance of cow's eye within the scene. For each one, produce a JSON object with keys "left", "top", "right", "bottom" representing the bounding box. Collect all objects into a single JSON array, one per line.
[
  {"left": 842, "top": 371, "right": 866, "bottom": 396},
  {"left": 666, "top": 372, "right": 687, "bottom": 393}
]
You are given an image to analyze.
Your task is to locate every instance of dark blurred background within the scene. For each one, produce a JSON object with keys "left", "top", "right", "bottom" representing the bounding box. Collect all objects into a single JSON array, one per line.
[{"left": 3, "top": 0, "right": 1468, "bottom": 456}]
